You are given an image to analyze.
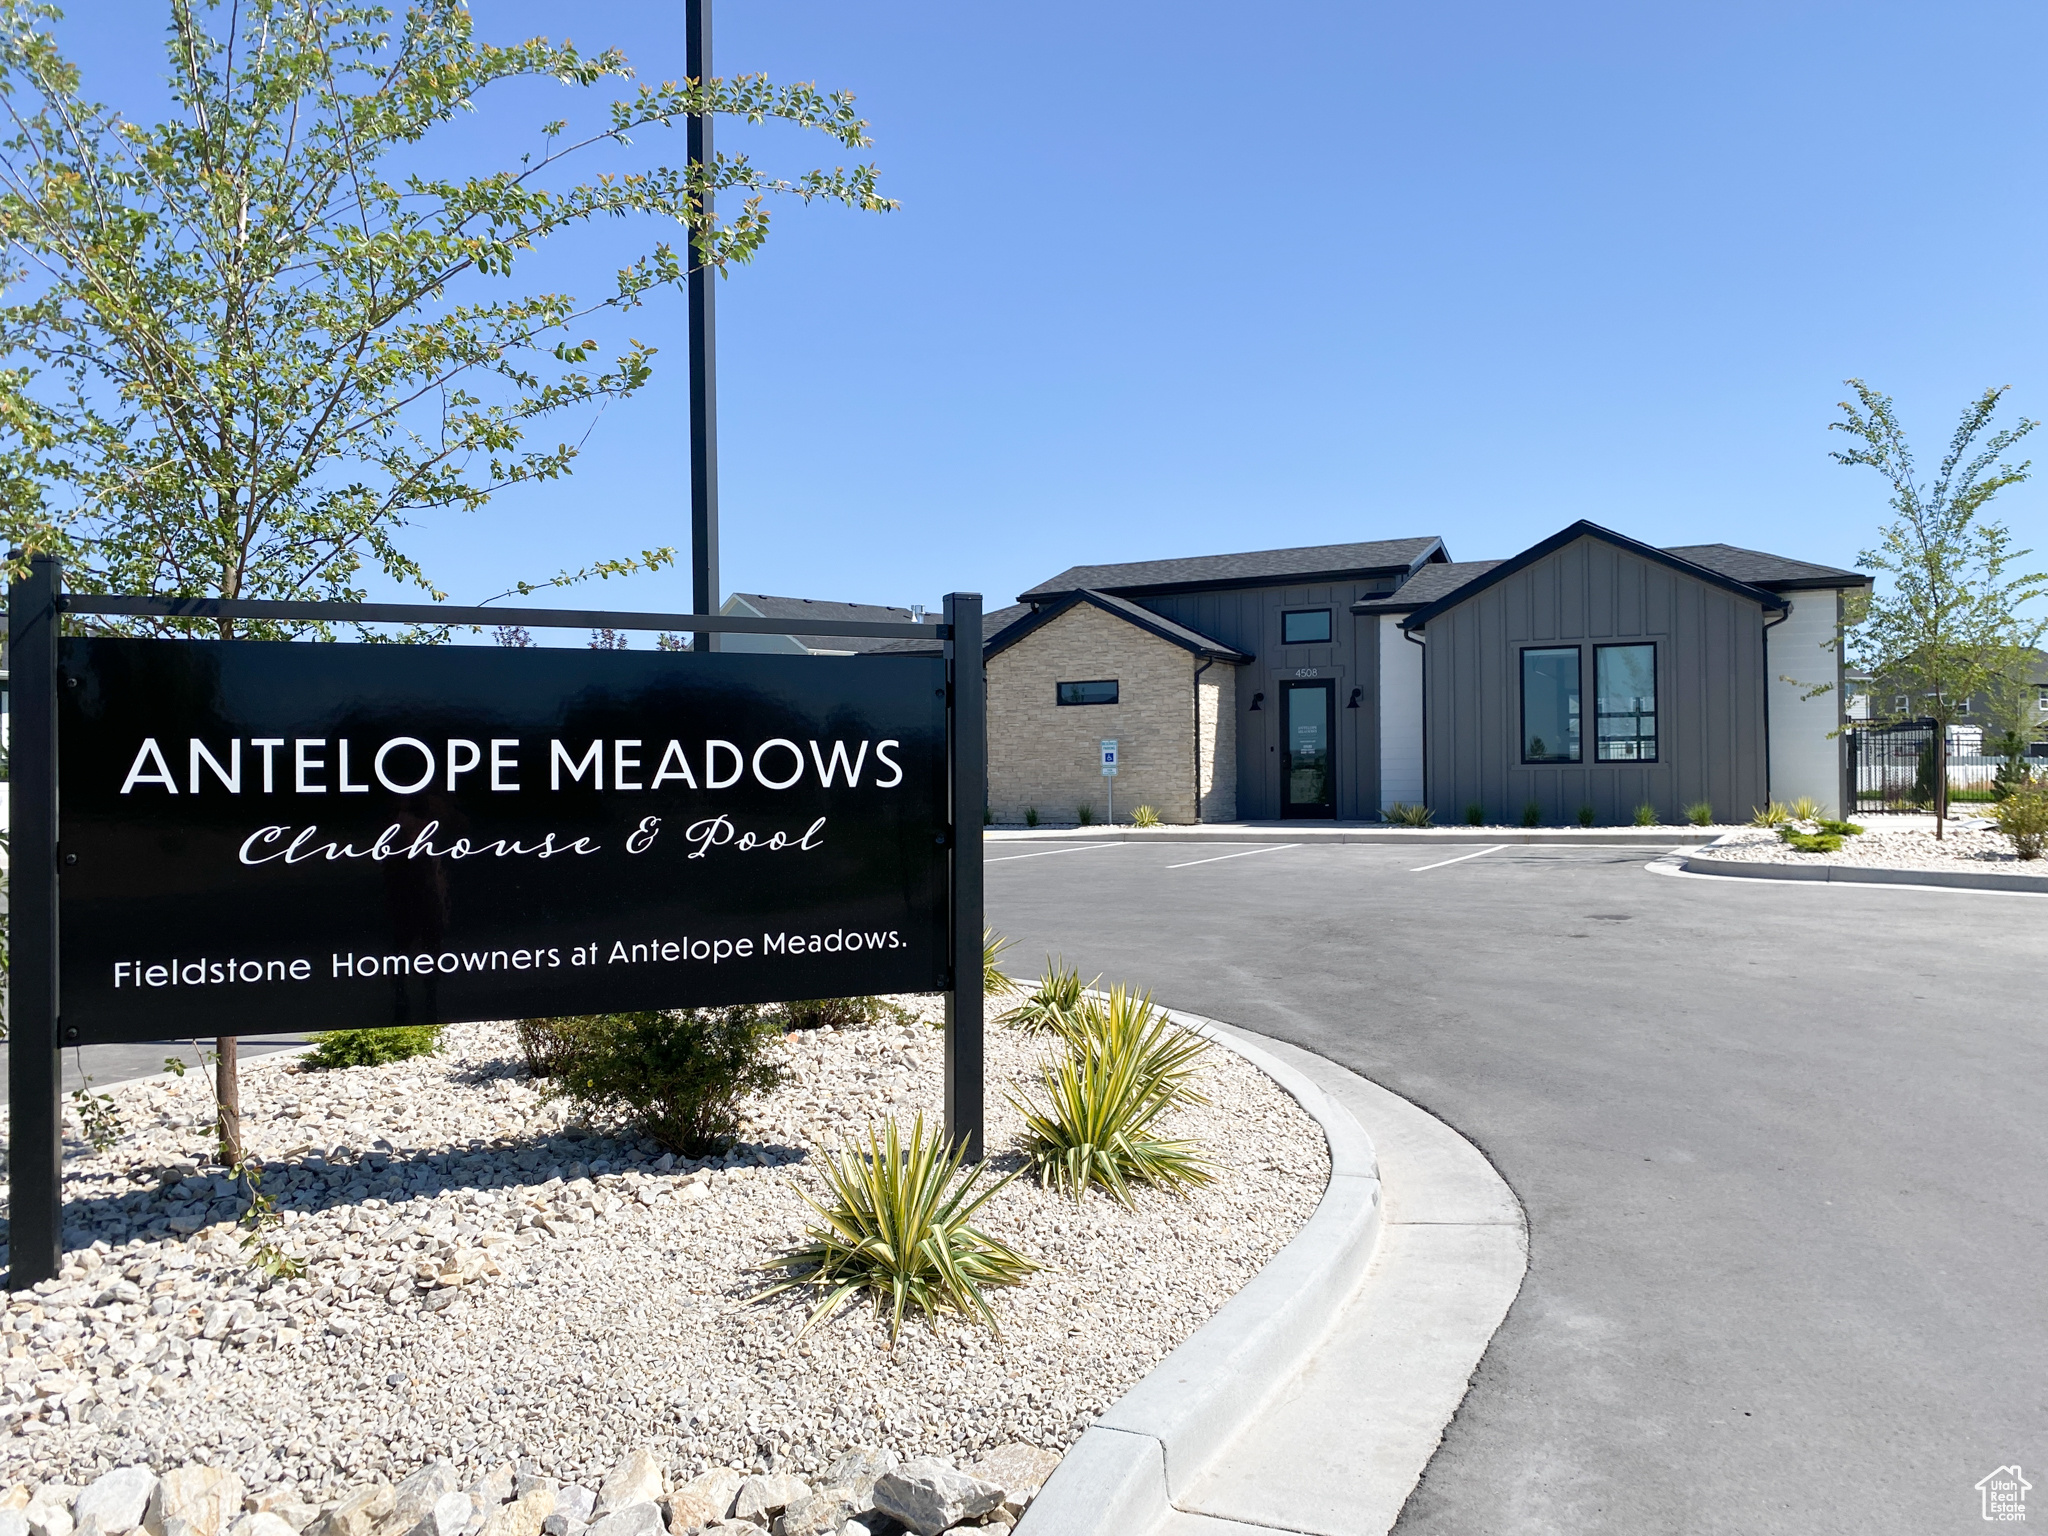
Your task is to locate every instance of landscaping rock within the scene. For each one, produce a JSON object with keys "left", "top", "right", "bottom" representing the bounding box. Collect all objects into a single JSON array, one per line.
[
  {"left": 25, "top": 1487, "right": 78, "bottom": 1536},
  {"left": 309, "top": 1488, "right": 395, "bottom": 1536},
  {"left": 543, "top": 1494, "right": 588, "bottom": 1533},
  {"left": 146, "top": 1467, "right": 245, "bottom": 1536},
  {"left": 765, "top": 1487, "right": 853, "bottom": 1536},
  {"left": 577, "top": 1505, "right": 660, "bottom": 1536},
  {"left": 381, "top": 1467, "right": 458, "bottom": 1536},
  {"left": 728, "top": 1477, "right": 807, "bottom": 1529},
  {"left": 404, "top": 1493, "right": 471, "bottom": 1536},
  {"left": 660, "top": 1470, "right": 742, "bottom": 1536},
  {"left": 475, "top": 1491, "right": 551, "bottom": 1536},
  {"left": 963, "top": 1445, "right": 1059, "bottom": 1518},
  {"left": 590, "top": 1458, "right": 660, "bottom": 1523},
  {"left": 228, "top": 1517, "right": 298, "bottom": 1536},
  {"left": 462, "top": 1471, "right": 512, "bottom": 1515},
  {"left": 75, "top": 1470, "right": 160, "bottom": 1536},
  {"left": 1, "top": 1511, "right": 29, "bottom": 1536},
  {"left": 870, "top": 1463, "right": 1002, "bottom": 1536},
  {"left": 814, "top": 1452, "right": 894, "bottom": 1515}
]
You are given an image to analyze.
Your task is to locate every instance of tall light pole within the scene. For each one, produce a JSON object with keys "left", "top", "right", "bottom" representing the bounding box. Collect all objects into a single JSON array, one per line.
[{"left": 686, "top": 0, "right": 720, "bottom": 653}]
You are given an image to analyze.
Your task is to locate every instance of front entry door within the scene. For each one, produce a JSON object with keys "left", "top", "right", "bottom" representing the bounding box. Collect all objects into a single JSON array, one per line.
[{"left": 1280, "top": 680, "right": 1336, "bottom": 818}]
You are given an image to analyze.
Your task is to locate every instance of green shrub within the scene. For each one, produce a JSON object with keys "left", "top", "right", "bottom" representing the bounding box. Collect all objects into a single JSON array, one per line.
[
  {"left": 760, "top": 1113, "right": 1034, "bottom": 1342},
  {"left": 984, "top": 926, "right": 1018, "bottom": 999},
  {"left": 1024, "top": 806, "right": 1039, "bottom": 828},
  {"left": 543, "top": 1007, "right": 783, "bottom": 1156},
  {"left": 1684, "top": 801, "right": 1714, "bottom": 827},
  {"left": 1388, "top": 802, "right": 1434, "bottom": 828},
  {"left": 1992, "top": 732, "right": 2033, "bottom": 800},
  {"left": 1000, "top": 957, "right": 1095, "bottom": 1036},
  {"left": 1576, "top": 804, "right": 1595, "bottom": 827},
  {"left": 1914, "top": 738, "right": 1938, "bottom": 809},
  {"left": 1633, "top": 803, "right": 1657, "bottom": 826},
  {"left": 1817, "top": 818, "right": 1865, "bottom": 837},
  {"left": 1012, "top": 986, "right": 1214, "bottom": 1205},
  {"left": 1464, "top": 803, "right": 1484, "bottom": 826},
  {"left": 1779, "top": 829, "right": 1844, "bottom": 854},
  {"left": 515, "top": 1016, "right": 595, "bottom": 1077},
  {"left": 780, "top": 995, "right": 905, "bottom": 1031},
  {"left": 1131, "top": 804, "right": 1162, "bottom": 828},
  {"left": 1522, "top": 801, "right": 1541, "bottom": 827},
  {"left": 1077, "top": 803, "right": 1094, "bottom": 826},
  {"left": 306, "top": 1026, "right": 442, "bottom": 1070},
  {"left": 1993, "top": 777, "right": 2048, "bottom": 859}
]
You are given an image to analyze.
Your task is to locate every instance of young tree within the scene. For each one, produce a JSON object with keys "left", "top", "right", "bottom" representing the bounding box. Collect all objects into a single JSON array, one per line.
[
  {"left": 0, "top": 0, "right": 895, "bottom": 1155},
  {"left": 1831, "top": 380, "right": 2048, "bottom": 836}
]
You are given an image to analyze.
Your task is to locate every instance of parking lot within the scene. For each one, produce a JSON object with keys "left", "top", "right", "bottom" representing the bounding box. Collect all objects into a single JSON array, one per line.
[{"left": 987, "top": 836, "right": 2048, "bottom": 1534}]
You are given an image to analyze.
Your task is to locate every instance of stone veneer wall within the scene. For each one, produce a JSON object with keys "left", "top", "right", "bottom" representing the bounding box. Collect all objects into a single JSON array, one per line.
[{"left": 989, "top": 603, "right": 1233, "bottom": 824}]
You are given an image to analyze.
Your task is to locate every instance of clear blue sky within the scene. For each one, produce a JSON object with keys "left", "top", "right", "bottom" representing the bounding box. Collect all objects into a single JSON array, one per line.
[{"left": 54, "top": 1, "right": 2048, "bottom": 623}]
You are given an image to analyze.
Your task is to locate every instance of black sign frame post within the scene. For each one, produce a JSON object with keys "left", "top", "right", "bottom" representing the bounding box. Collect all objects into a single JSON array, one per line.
[{"left": 4, "top": 560, "right": 985, "bottom": 1289}]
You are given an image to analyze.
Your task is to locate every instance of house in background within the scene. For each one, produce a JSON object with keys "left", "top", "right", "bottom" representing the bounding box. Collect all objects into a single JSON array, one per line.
[
  {"left": 977, "top": 521, "right": 1871, "bottom": 823},
  {"left": 717, "top": 593, "right": 941, "bottom": 655}
]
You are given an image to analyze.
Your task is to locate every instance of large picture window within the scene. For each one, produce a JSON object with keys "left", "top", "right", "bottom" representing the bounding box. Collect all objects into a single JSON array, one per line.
[
  {"left": 1057, "top": 679, "right": 1119, "bottom": 706},
  {"left": 1596, "top": 644, "right": 1658, "bottom": 761},
  {"left": 1282, "top": 609, "right": 1333, "bottom": 645},
  {"left": 1521, "top": 647, "right": 1581, "bottom": 763}
]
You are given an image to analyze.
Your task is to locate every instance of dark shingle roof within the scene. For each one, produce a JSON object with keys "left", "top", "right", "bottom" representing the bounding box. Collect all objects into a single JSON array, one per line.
[
  {"left": 985, "top": 590, "right": 1251, "bottom": 664},
  {"left": 1659, "top": 544, "right": 1869, "bottom": 591},
  {"left": 866, "top": 603, "right": 1033, "bottom": 657},
  {"left": 1352, "top": 560, "right": 1504, "bottom": 613},
  {"left": 1019, "top": 537, "right": 1445, "bottom": 601}
]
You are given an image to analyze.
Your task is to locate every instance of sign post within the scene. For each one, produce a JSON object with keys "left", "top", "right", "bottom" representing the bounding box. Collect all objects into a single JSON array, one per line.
[
  {"left": 4, "top": 565, "right": 985, "bottom": 1287},
  {"left": 1101, "top": 738, "right": 1118, "bottom": 825}
]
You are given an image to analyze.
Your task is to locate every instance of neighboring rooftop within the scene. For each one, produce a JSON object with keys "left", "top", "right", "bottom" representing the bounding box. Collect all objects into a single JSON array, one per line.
[
  {"left": 721, "top": 592, "right": 938, "bottom": 654},
  {"left": 1660, "top": 544, "right": 1870, "bottom": 591},
  {"left": 1019, "top": 537, "right": 1446, "bottom": 601},
  {"left": 867, "top": 602, "right": 1034, "bottom": 656},
  {"left": 1353, "top": 560, "right": 1505, "bottom": 613}
]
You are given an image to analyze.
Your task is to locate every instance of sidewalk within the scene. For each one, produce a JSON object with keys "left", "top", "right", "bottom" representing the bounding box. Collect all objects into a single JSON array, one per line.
[
  {"left": 1018, "top": 1018, "right": 1527, "bottom": 1536},
  {"left": 1161, "top": 1028, "right": 1526, "bottom": 1535}
]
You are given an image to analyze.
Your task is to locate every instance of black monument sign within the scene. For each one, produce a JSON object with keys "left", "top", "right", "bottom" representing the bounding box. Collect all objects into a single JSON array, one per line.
[{"left": 59, "top": 640, "right": 949, "bottom": 1043}]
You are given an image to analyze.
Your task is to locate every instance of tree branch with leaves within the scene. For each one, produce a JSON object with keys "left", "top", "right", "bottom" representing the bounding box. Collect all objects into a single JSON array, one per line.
[{"left": 1830, "top": 379, "right": 2048, "bottom": 835}]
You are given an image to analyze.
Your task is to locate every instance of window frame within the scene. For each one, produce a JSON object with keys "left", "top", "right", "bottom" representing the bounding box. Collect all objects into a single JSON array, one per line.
[
  {"left": 1519, "top": 645, "right": 1583, "bottom": 765},
  {"left": 1056, "top": 679, "right": 1119, "bottom": 707},
  {"left": 1281, "top": 608, "right": 1334, "bottom": 646},
  {"left": 1593, "top": 642, "right": 1659, "bottom": 764}
]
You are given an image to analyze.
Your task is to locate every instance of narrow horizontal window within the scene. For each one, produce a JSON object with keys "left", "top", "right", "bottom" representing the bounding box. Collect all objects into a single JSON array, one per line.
[
  {"left": 1521, "top": 647, "right": 1581, "bottom": 764},
  {"left": 1057, "top": 679, "right": 1119, "bottom": 706},
  {"left": 1595, "top": 643, "right": 1657, "bottom": 763},
  {"left": 1282, "top": 609, "right": 1333, "bottom": 645}
]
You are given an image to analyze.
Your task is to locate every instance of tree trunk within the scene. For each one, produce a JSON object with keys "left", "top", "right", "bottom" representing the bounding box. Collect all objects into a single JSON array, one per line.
[
  {"left": 216, "top": 1036, "right": 242, "bottom": 1166},
  {"left": 1934, "top": 724, "right": 1948, "bottom": 839}
]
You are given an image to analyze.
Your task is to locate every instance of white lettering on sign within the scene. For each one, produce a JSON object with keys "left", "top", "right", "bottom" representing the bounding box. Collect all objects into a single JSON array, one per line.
[{"left": 119, "top": 737, "right": 909, "bottom": 795}]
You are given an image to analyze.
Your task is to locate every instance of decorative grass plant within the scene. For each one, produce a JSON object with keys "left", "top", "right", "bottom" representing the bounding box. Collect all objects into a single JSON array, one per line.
[
  {"left": 1131, "top": 804, "right": 1163, "bottom": 827},
  {"left": 1522, "top": 800, "right": 1542, "bottom": 827},
  {"left": 1012, "top": 986, "right": 1214, "bottom": 1205},
  {"left": 1388, "top": 801, "right": 1434, "bottom": 827},
  {"left": 761, "top": 1113, "right": 1034, "bottom": 1342},
  {"left": 999, "top": 957, "right": 1096, "bottom": 1037},
  {"left": 983, "top": 927, "right": 1018, "bottom": 999},
  {"left": 1576, "top": 804, "right": 1595, "bottom": 826},
  {"left": 1684, "top": 801, "right": 1714, "bottom": 827},
  {"left": 1750, "top": 802, "right": 1792, "bottom": 828},
  {"left": 1633, "top": 803, "right": 1657, "bottom": 826}
]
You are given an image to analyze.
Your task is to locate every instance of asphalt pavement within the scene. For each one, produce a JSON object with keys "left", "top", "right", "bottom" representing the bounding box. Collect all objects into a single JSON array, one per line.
[
  {"left": 0, "top": 1033, "right": 313, "bottom": 1095},
  {"left": 985, "top": 837, "right": 2047, "bottom": 1535}
]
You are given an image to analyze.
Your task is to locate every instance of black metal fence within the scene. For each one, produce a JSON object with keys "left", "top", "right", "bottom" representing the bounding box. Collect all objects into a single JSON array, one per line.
[{"left": 1846, "top": 721, "right": 1939, "bottom": 812}]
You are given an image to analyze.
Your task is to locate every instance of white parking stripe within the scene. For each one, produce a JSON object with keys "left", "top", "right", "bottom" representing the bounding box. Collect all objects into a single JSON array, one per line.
[
  {"left": 985, "top": 843, "right": 1125, "bottom": 863},
  {"left": 1166, "top": 844, "right": 1299, "bottom": 869},
  {"left": 1411, "top": 845, "right": 1503, "bottom": 873}
]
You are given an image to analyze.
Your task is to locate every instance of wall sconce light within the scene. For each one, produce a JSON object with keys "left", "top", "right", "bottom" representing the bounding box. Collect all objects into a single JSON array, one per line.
[
  {"left": 1249, "top": 692, "right": 1264, "bottom": 711},
  {"left": 1347, "top": 687, "right": 1363, "bottom": 709}
]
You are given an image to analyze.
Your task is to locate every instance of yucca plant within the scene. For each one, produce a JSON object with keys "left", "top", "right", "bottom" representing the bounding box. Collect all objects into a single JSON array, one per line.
[
  {"left": 1750, "top": 802, "right": 1793, "bottom": 828},
  {"left": 1131, "top": 804, "right": 1162, "bottom": 827},
  {"left": 999, "top": 957, "right": 1096, "bottom": 1036},
  {"left": 760, "top": 1113, "right": 1035, "bottom": 1342},
  {"left": 984, "top": 927, "right": 1018, "bottom": 999},
  {"left": 1012, "top": 987, "right": 1215, "bottom": 1205},
  {"left": 1388, "top": 801, "right": 1434, "bottom": 827},
  {"left": 1787, "top": 795, "right": 1823, "bottom": 823}
]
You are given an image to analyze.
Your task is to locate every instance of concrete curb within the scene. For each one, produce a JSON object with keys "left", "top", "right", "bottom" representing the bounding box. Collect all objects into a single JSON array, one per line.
[
  {"left": 987, "top": 825, "right": 1724, "bottom": 848},
  {"left": 1680, "top": 851, "right": 2048, "bottom": 895},
  {"left": 1016, "top": 1012, "right": 1385, "bottom": 1536}
]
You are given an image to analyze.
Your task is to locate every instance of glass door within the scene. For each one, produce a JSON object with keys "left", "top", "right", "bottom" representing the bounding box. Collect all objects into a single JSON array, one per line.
[{"left": 1280, "top": 680, "right": 1336, "bottom": 818}]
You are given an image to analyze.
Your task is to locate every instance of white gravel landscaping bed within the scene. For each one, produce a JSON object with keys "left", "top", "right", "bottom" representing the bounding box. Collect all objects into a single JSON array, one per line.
[
  {"left": 0, "top": 1003, "right": 1327, "bottom": 1506},
  {"left": 1698, "top": 816, "right": 2038, "bottom": 875}
]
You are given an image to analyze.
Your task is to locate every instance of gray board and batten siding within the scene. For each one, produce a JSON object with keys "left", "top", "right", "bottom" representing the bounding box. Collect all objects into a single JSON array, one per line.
[{"left": 1407, "top": 531, "right": 1775, "bottom": 826}]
